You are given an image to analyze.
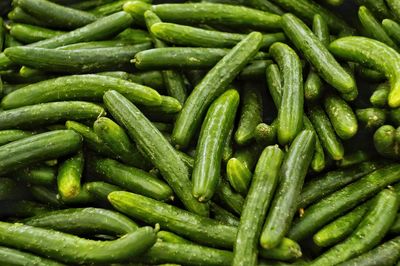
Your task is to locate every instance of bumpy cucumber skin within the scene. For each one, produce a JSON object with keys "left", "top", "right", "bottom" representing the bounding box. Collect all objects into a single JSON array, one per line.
[
  {"left": 0, "top": 130, "right": 81, "bottom": 175},
  {"left": 0, "top": 101, "right": 105, "bottom": 130},
  {"left": 0, "top": 246, "right": 64, "bottom": 266},
  {"left": 261, "top": 130, "right": 315, "bottom": 249},
  {"left": 356, "top": 108, "right": 387, "bottom": 129},
  {"left": 233, "top": 145, "right": 284, "bottom": 266},
  {"left": 266, "top": 63, "right": 282, "bottom": 108},
  {"left": 214, "top": 179, "right": 245, "bottom": 216},
  {"left": 57, "top": 151, "right": 84, "bottom": 201},
  {"left": 192, "top": 89, "right": 240, "bottom": 202},
  {"left": 382, "top": 19, "right": 400, "bottom": 46},
  {"left": 370, "top": 83, "right": 389, "bottom": 107},
  {"left": 172, "top": 32, "right": 263, "bottom": 148},
  {"left": 0, "top": 129, "right": 36, "bottom": 146},
  {"left": 9, "top": 23, "right": 65, "bottom": 44},
  {"left": 288, "top": 164, "right": 400, "bottom": 242},
  {"left": 373, "top": 125, "right": 400, "bottom": 159},
  {"left": 85, "top": 181, "right": 122, "bottom": 201},
  {"left": 0, "top": 222, "right": 156, "bottom": 264},
  {"left": 270, "top": 42, "right": 303, "bottom": 146},
  {"left": 329, "top": 36, "right": 400, "bottom": 108},
  {"left": 103, "top": 90, "right": 209, "bottom": 216},
  {"left": 226, "top": 158, "right": 252, "bottom": 195},
  {"left": 310, "top": 189, "right": 399, "bottom": 266}
]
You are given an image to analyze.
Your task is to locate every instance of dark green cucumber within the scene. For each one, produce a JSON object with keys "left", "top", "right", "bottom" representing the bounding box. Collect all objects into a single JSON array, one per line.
[
  {"left": 226, "top": 158, "right": 253, "bottom": 195},
  {"left": 382, "top": 19, "right": 400, "bottom": 46},
  {"left": 134, "top": 47, "right": 268, "bottom": 70},
  {"left": 89, "top": 0, "right": 131, "bottom": 16},
  {"left": 57, "top": 151, "right": 84, "bottom": 202},
  {"left": 261, "top": 130, "right": 315, "bottom": 249},
  {"left": 222, "top": 126, "right": 234, "bottom": 162},
  {"left": 0, "top": 130, "right": 81, "bottom": 175},
  {"left": 210, "top": 202, "right": 239, "bottom": 227},
  {"left": 247, "top": 0, "right": 284, "bottom": 15},
  {"left": 0, "top": 101, "right": 105, "bottom": 129},
  {"left": 30, "top": 185, "right": 64, "bottom": 207},
  {"left": 358, "top": 6, "right": 399, "bottom": 50},
  {"left": 235, "top": 84, "right": 263, "bottom": 145},
  {"left": 214, "top": 179, "right": 244, "bottom": 216},
  {"left": 356, "top": 66, "right": 386, "bottom": 82},
  {"left": 7, "top": 7, "right": 48, "bottom": 28},
  {"left": 336, "top": 150, "right": 374, "bottom": 168},
  {"left": 9, "top": 23, "right": 65, "bottom": 44},
  {"left": 172, "top": 32, "right": 263, "bottom": 148},
  {"left": 299, "top": 161, "right": 384, "bottom": 208},
  {"left": 4, "top": 43, "right": 150, "bottom": 73},
  {"left": 93, "top": 117, "right": 150, "bottom": 169},
  {"left": 85, "top": 181, "right": 122, "bottom": 202},
  {"left": 103, "top": 90, "right": 209, "bottom": 216},
  {"left": 303, "top": 115, "right": 326, "bottom": 173},
  {"left": 192, "top": 89, "right": 240, "bottom": 202},
  {"left": 157, "top": 230, "right": 193, "bottom": 244},
  {"left": 323, "top": 91, "right": 358, "bottom": 140},
  {"left": 270, "top": 42, "right": 303, "bottom": 145},
  {"left": 234, "top": 142, "right": 264, "bottom": 171},
  {"left": 0, "top": 129, "right": 35, "bottom": 145},
  {"left": 238, "top": 60, "right": 274, "bottom": 80},
  {"left": 13, "top": 165, "right": 56, "bottom": 186},
  {"left": 98, "top": 70, "right": 165, "bottom": 92},
  {"left": 390, "top": 108, "right": 400, "bottom": 127},
  {"left": 308, "top": 104, "right": 344, "bottom": 160},
  {"left": 390, "top": 213, "right": 400, "bottom": 234},
  {"left": 0, "top": 246, "right": 64, "bottom": 266},
  {"left": 387, "top": 0, "right": 400, "bottom": 20},
  {"left": 356, "top": 108, "right": 387, "bottom": 129},
  {"left": 288, "top": 164, "right": 400, "bottom": 242},
  {"left": 115, "top": 28, "right": 151, "bottom": 44},
  {"left": 282, "top": 14, "right": 356, "bottom": 95},
  {"left": 355, "top": 0, "right": 392, "bottom": 20},
  {"left": 89, "top": 157, "right": 173, "bottom": 201},
  {"left": 266, "top": 63, "right": 283, "bottom": 108},
  {"left": 329, "top": 36, "right": 400, "bottom": 108},
  {"left": 57, "top": 40, "right": 140, "bottom": 49},
  {"left": 151, "top": 3, "right": 281, "bottom": 31},
  {"left": 373, "top": 125, "right": 400, "bottom": 159},
  {"left": 24, "top": 207, "right": 138, "bottom": 236},
  {"left": 0, "top": 222, "right": 156, "bottom": 264},
  {"left": 313, "top": 14, "right": 330, "bottom": 47},
  {"left": 370, "top": 83, "right": 389, "bottom": 107},
  {"left": 304, "top": 71, "right": 324, "bottom": 103},
  {"left": 254, "top": 122, "right": 277, "bottom": 146},
  {"left": 233, "top": 145, "right": 284, "bottom": 266},
  {"left": 2, "top": 74, "right": 161, "bottom": 109},
  {"left": 310, "top": 189, "right": 399, "bottom": 266},
  {"left": 0, "top": 17, "right": 4, "bottom": 52},
  {"left": 122, "top": 1, "right": 151, "bottom": 26},
  {"left": 0, "top": 200, "right": 50, "bottom": 218},
  {"left": 14, "top": 0, "right": 97, "bottom": 29}
]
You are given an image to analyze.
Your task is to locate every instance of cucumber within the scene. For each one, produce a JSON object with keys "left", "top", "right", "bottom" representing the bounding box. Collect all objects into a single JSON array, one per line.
[
  {"left": 14, "top": 165, "right": 56, "bottom": 186},
  {"left": 234, "top": 142, "right": 264, "bottom": 171},
  {"left": 282, "top": 14, "right": 356, "bottom": 95},
  {"left": 235, "top": 84, "right": 263, "bottom": 145},
  {"left": 0, "top": 17, "right": 4, "bottom": 52},
  {"left": 355, "top": 0, "right": 393, "bottom": 20},
  {"left": 214, "top": 179, "right": 244, "bottom": 216},
  {"left": 382, "top": 19, "right": 400, "bottom": 46},
  {"left": 151, "top": 3, "right": 281, "bottom": 31},
  {"left": 172, "top": 32, "right": 263, "bottom": 148},
  {"left": 157, "top": 230, "right": 193, "bottom": 244},
  {"left": 310, "top": 189, "right": 399, "bottom": 266},
  {"left": 7, "top": 7, "right": 48, "bottom": 28},
  {"left": 254, "top": 122, "right": 277, "bottom": 146},
  {"left": 58, "top": 40, "right": 140, "bottom": 49},
  {"left": 115, "top": 28, "right": 151, "bottom": 44},
  {"left": 386, "top": 0, "right": 400, "bottom": 21},
  {"left": 303, "top": 115, "right": 326, "bottom": 172},
  {"left": 308, "top": 104, "right": 344, "bottom": 160},
  {"left": 24, "top": 207, "right": 138, "bottom": 236},
  {"left": 247, "top": 0, "right": 284, "bottom": 15},
  {"left": 299, "top": 161, "right": 384, "bottom": 208},
  {"left": 356, "top": 66, "right": 386, "bottom": 82},
  {"left": 233, "top": 145, "right": 284, "bottom": 266},
  {"left": 226, "top": 158, "right": 253, "bottom": 195},
  {"left": 356, "top": 108, "right": 387, "bottom": 129},
  {"left": 192, "top": 89, "right": 239, "bottom": 202},
  {"left": 266, "top": 63, "right": 283, "bottom": 108},
  {"left": 313, "top": 14, "right": 330, "bottom": 47},
  {"left": 0, "top": 246, "right": 64, "bottom": 266},
  {"left": 122, "top": 1, "right": 151, "bottom": 26},
  {"left": 304, "top": 71, "right": 324, "bottom": 103},
  {"left": 88, "top": 157, "right": 173, "bottom": 201},
  {"left": 9, "top": 23, "right": 65, "bottom": 44},
  {"left": 370, "top": 83, "right": 389, "bottom": 107},
  {"left": 323, "top": 91, "right": 358, "bottom": 140},
  {"left": 13, "top": 0, "right": 97, "bottom": 29},
  {"left": 89, "top": 0, "right": 131, "bottom": 16},
  {"left": 222, "top": 127, "right": 234, "bottom": 162},
  {"left": 373, "top": 125, "right": 400, "bottom": 159},
  {"left": 69, "top": 0, "right": 115, "bottom": 10},
  {"left": 0, "top": 222, "right": 156, "bottom": 264},
  {"left": 358, "top": 6, "right": 399, "bottom": 50},
  {"left": 329, "top": 36, "right": 400, "bottom": 108},
  {"left": 2, "top": 74, "right": 162, "bottom": 110},
  {"left": 288, "top": 164, "right": 400, "bottom": 242},
  {"left": 258, "top": 238, "right": 302, "bottom": 261},
  {"left": 0, "top": 129, "right": 36, "bottom": 145},
  {"left": 261, "top": 130, "right": 315, "bottom": 249},
  {"left": 103, "top": 90, "right": 209, "bottom": 216},
  {"left": 4, "top": 43, "right": 150, "bottom": 73},
  {"left": 0, "top": 130, "right": 81, "bottom": 175},
  {"left": 57, "top": 151, "right": 84, "bottom": 201},
  {"left": 238, "top": 60, "right": 274, "bottom": 80},
  {"left": 0, "top": 200, "right": 50, "bottom": 218},
  {"left": 98, "top": 70, "right": 165, "bottom": 92},
  {"left": 0, "top": 101, "right": 105, "bottom": 129},
  {"left": 336, "top": 150, "right": 374, "bottom": 168},
  {"left": 390, "top": 108, "right": 400, "bottom": 127},
  {"left": 210, "top": 202, "right": 239, "bottom": 227},
  {"left": 85, "top": 181, "right": 122, "bottom": 201},
  {"left": 93, "top": 117, "right": 150, "bottom": 169},
  {"left": 30, "top": 185, "right": 64, "bottom": 207}
]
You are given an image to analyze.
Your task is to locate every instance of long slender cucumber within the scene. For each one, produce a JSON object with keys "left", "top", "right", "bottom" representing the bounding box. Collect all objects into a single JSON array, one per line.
[
  {"left": 0, "top": 129, "right": 36, "bottom": 145},
  {"left": 0, "top": 246, "right": 64, "bottom": 266},
  {"left": 8, "top": 23, "right": 65, "bottom": 44}
]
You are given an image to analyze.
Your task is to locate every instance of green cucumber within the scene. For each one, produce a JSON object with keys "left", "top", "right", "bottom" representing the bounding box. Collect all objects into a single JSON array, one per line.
[
  {"left": 98, "top": 71, "right": 165, "bottom": 92},
  {"left": 329, "top": 36, "right": 400, "bottom": 108},
  {"left": 172, "top": 32, "right": 263, "bottom": 148},
  {"left": 233, "top": 145, "right": 284, "bottom": 266},
  {"left": 234, "top": 143, "right": 264, "bottom": 171},
  {"left": 336, "top": 150, "right": 374, "bottom": 168},
  {"left": 24, "top": 207, "right": 138, "bottom": 236},
  {"left": 30, "top": 185, "right": 64, "bottom": 207},
  {"left": 0, "top": 129, "right": 35, "bottom": 145},
  {"left": 266, "top": 63, "right": 282, "bottom": 108},
  {"left": 313, "top": 14, "right": 330, "bottom": 47},
  {"left": 304, "top": 71, "right": 324, "bottom": 103},
  {"left": 254, "top": 122, "right": 277, "bottom": 146},
  {"left": 355, "top": 0, "right": 393, "bottom": 20},
  {"left": 288, "top": 164, "right": 400, "bottom": 242},
  {"left": 282, "top": 13, "right": 356, "bottom": 95},
  {"left": 14, "top": 0, "right": 97, "bottom": 29},
  {"left": 235, "top": 84, "right": 263, "bottom": 145},
  {"left": 0, "top": 222, "right": 156, "bottom": 264},
  {"left": 270, "top": 42, "right": 303, "bottom": 145},
  {"left": 210, "top": 202, "right": 239, "bottom": 227},
  {"left": 382, "top": 19, "right": 400, "bottom": 45},
  {"left": 323, "top": 91, "right": 358, "bottom": 140},
  {"left": 370, "top": 83, "right": 389, "bottom": 107},
  {"left": 247, "top": 0, "right": 284, "bottom": 15},
  {"left": 114, "top": 28, "right": 151, "bottom": 43},
  {"left": 373, "top": 125, "right": 400, "bottom": 159},
  {"left": 88, "top": 157, "right": 173, "bottom": 201},
  {"left": 308, "top": 104, "right": 344, "bottom": 160},
  {"left": 13, "top": 165, "right": 56, "bottom": 186},
  {"left": 303, "top": 115, "right": 326, "bottom": 173},
  {"left": 69, "top": 0, "right": 115, "bottom": 10},
  {"left": 58, "top": 40, "right": 140, "bottom": 49},
  {"left": 390, "top": 108, "right": 400, "bottom": 127},
  {"left": 57, "top": 151, "right": 84, "bottom": 201},
  {"left": 192, "top": 89, "right": 240, "bottom": 202},
  {"left": 2, "top": 74, "right": 162, "bottom": 109},
  {"left": 0, "top": 130, "right": 81, "bottom": 175},
  {"left": 0, "top": 101, "right": 105, "bottom": 129},
  {"left": 0, "top": 246, "right": 64, "bottom": 266},
  {"left": 93, "top": 117, "right": 150, "bottom": 169},
  {"left": 226, "top": 158, "right": 253, "bottom": 195},
  {"left": 356, "top": 66, "right": 386, "bottom": 82},
  {"left": 356, "top": 108, "right": 387, "bottom": 129},
  {"left": 214, "top": 179, "right": 244, "bottom": 216},
  {"left": 103, "top": 90, "right": 209, "bottom": 216},
  {"left": 299, "top": 161, "right": 384, "bottom": 208},
  {"left": 7, "top": 7, "right": 48, "bottom": 28},
  {"left": 122, "top": 1, "right": 151, "bottom": 26},
  {"left": 89, "top": 0, "right": 132, "bottom": 16},
  {"left": 0, "top": 17, "right": 4, "bottom": 52},
  {"left": 261, "top": 130, "right": 315, "bottom": 249},
  {"left": 222, "top": 126, "right": 234, "bottom": 162},
  {"left": 85, "top": 181, "right": 122, "bottom": 201},
  {"left": 9, "top": 23, "right": 65, "bottom": 44},
  {"left": 139, "top": 96, "right": 182, "bottom": 115},
  {"left": 0, "top": 200, "right": 50, "bottom": 218},
  {"left": 151, "top": 3, "right": 281, "bottom": 31},
  {"left": 387, "top": 0, "right": 400, "bottom": 21},
  {"left": 157, "top": 230, "right": 193, "bottom": 244},
  {"left": 310, "top": 189, "right": 399, "bottom": 266}
]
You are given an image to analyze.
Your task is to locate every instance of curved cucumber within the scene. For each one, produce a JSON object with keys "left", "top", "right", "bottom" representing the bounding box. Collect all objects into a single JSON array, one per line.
[
  {"left": 57, "top": 151, "right": 84, "bottom": 201},
  {"left": 0, "top": 222, "right": 156, "bottom": 264},
  {"left": 192, "top": 89, "right": 239, "bottom": 202},
  {"left": 0, "top": 246, "right": 64, "bottom": 266},
  {"left": 0, "top": 101, "right": 105, "bottom": 129},
  {"left": 0, "top": 130, "right": 81, "bottom": 175}
]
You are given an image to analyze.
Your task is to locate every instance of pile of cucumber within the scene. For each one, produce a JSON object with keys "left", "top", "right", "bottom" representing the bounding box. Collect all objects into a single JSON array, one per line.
[{"left": 0, "top": 0, "right": 399, "bottom": 265}]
